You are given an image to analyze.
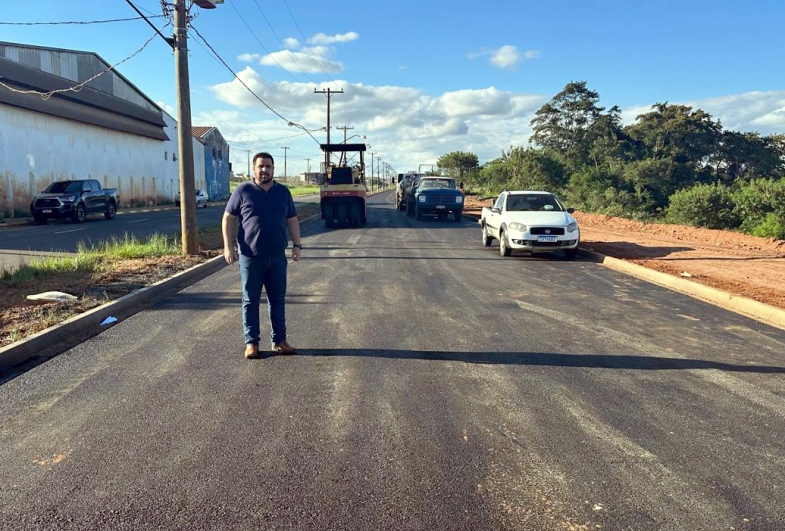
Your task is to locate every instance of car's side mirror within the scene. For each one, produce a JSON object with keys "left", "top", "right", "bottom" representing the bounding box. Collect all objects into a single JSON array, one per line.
[
  {"left": 566, "top": 208, "right": 575, "bottom": 214},
  {"left": 492, "top": 207, "right": 501, "bottom": 213}
]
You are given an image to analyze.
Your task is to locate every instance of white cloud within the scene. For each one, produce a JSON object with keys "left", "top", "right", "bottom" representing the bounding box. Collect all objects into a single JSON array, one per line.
[
  {"left": 621, "top": 91, "right": 785, "bottom": 134},
  {"left": 308, "top": 32, "right": 359, "bottom": 45},
  {"left": 260, "top": 50, "right": 343, "bottom": 74},
  {"left": 752, "top": 106, "right": 785, "bottom": 128},
  {"left": 209, "top": 67, "right": 549, "bottom": 175},
  {"left": 237, "top": 53, "right": 261, "bottom": 63},
  {"left": 467, "top": 45, "right": 541, "bottom": 70},
  {"left": 490, "top": 45, "right": 521, "bottom": 68},
  {"left": 283, "top": 37, "right": 300, "bottom": 49},
  {"left": 156, "top": 101, "right": 175, "bottom": 115}
]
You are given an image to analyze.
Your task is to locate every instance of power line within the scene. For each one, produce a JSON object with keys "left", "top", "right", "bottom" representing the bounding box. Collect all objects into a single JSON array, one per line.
[
  {"left": 0, "top": 16, "right": 165, "bottom": 26},
  {"left": 281, "top": 0, "right": 335, "bottom": 82},
  {"left": 226, "top": 0, "right": 300, "bottom": 83},
  {"left": 250, "top": 0, "right": 317, "bottom": 84},
  {"left": 0, "top": 29, "right": 166, "bottom": 100},
  {"left": 189, "top": 24, "right": 320, "bottom": 145}
]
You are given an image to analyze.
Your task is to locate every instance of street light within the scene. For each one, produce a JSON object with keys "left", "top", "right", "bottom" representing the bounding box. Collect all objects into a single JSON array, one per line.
[{"left": 342, "top": 134, "right": 366, "bottom": 143}]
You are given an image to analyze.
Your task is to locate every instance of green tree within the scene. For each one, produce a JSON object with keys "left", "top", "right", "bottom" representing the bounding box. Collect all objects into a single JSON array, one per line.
[
  {"left": 437, "top": 151, "right": 479, "bottom": 182},
  {"left": 713, "top": 131, "right": 785, "bottom": 183},
  {"left": 625, "top": 103, "right": 722, "bottom": 168},
  {"left": 503, "top": 146, "right": 566, "bottom": 191},
  {"left": 529, "top": 81, "right": 608, "bottom": 171}
]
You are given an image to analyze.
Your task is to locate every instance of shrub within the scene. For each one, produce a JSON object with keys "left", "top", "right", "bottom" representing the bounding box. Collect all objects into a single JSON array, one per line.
[
  {"left": 665, "top": 182, "right": 740, "bottom": 229},
  {"left": 750, "top": 213, "right": 785, "bottom": 239},
  {"left": 732, "top": 178, "right": 785, "bottom": 234}
]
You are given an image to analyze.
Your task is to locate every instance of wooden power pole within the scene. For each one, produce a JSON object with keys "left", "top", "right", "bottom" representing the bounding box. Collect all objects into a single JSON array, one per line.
[
  {"left": 314, "top": 87, "right": 343, "bottom": 169},
  {"left": 174, "top": 0, "right": 198, "bottom": 255}
]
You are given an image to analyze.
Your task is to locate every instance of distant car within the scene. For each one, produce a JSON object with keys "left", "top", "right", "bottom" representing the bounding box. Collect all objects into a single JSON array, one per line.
[
  {"left": 176, "top": 189, "right": 209, "bottom": 208},
  {"left": 479, "top": 190, "right": 580, "bottom": 259}
]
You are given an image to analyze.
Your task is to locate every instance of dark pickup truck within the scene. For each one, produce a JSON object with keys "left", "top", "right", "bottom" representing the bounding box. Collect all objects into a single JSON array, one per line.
[
  {"left": 30, "top": 179, "right": 120, "bottom": 223},
  {"left": 405, "top": 176, "right": 464, "bottom": 221}
]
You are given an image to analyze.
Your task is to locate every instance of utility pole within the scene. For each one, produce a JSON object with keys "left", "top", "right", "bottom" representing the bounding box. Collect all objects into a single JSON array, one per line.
[
  {"left": 304, "top": 158, "right": 311, "bottom": 174},
  {"left": 377, "top": 157, "right": 382, "bottom": 193},
  {"left": 336, "top": 126, "right": 353, "bottom": 165},
  {"left": 368, "top": 152, "right": 375, "bottom": 193},
  {"left": 314, "top": 87, "right": 343, "bottom": 168},
  {"left": 337, "top": 125, "right": 354, "bottom": 143},
  {"left": 281, "top": 146, "right": 290, "bottom": 181},
  {"left": 174, "top": 0, "right": 198, "bottom": 256},
  {"left": 244, "top": 149, "right": 251, "bottom": 179}
]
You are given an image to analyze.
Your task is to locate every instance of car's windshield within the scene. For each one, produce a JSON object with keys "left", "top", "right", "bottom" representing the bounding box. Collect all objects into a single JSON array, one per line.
[
  {"left": 506, "top": 194, "right": 564, "bottom": 212},
  {"left": 44, "top": 181, "right": 82, "bottom": 194},
  {"left": 419, "top": 179, "right": 456, "bottom": 189}
]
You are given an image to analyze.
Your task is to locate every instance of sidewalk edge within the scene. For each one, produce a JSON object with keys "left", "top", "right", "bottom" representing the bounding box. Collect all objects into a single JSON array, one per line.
[{"left": 578, "top": 248, "right": 785, "bottom": 331}]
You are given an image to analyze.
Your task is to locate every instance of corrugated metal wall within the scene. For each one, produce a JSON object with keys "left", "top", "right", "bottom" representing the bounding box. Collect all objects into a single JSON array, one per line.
[
  {"left": 0, "top": 106, "right": 207, "bottom": 217},
  {"left": 0, "top": 44, "right": 158, "bottom": 112}
]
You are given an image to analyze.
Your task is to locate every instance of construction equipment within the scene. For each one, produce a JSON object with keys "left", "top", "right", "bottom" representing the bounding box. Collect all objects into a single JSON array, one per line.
[{"left": 319, "top": 143, "right": 368, "bottom": 228}]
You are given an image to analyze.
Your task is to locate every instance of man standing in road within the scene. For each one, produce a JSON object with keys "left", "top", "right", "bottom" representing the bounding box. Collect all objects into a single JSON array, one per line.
[{"left": 222, "top": 152, "right": 302, "bottom": 359}]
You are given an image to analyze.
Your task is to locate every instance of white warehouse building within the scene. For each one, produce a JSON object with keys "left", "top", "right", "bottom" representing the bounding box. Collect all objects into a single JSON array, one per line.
[{"left": 0, "top": 41, "right": 205, "bottom": 218}]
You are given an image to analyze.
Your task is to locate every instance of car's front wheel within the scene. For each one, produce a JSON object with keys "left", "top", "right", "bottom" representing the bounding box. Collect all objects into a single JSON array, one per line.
[
  {"left": 499, "top": 230, "right": 511, "bottom": 257},
  {"left": 72, "top": 204, "right": 86, "bottom": 223}
]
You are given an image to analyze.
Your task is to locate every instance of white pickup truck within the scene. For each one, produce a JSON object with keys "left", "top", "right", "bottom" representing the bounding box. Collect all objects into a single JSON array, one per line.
[{"left": 479, "top": 190, "right": 580, "bottom": 259}]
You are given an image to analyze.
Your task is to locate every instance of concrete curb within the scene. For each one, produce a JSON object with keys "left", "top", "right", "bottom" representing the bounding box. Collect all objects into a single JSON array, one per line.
[
  {"left": 0, "top": 255, "right": 227, "bottom": 373},
  {"left": 577, "top": 248, "right": 785, "bottom": 331},
  {"left": 465, "top": 211, "right": 785, "bottom": 331},
  {"left": 0, "top": 213, "right": 323, "bottom": 373}
]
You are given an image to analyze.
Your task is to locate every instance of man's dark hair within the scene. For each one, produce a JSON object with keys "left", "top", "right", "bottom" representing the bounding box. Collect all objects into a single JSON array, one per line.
[{"left": 253, "top": 152, "right": 274, "bottom": 165}]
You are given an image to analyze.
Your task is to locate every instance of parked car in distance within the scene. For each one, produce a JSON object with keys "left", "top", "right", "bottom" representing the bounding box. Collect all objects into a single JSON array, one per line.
[
  {"left": 479, "top": 190, "right": 580, "bottom": 259},
  {"left": 405, "top": 176, "right": 464, "bottom": 221},
  {"left": 176, "top": 189, "right": 209, "bottom": 208},
  {"left": 30, "top": 179, "right": 120, "bottom": 223}
]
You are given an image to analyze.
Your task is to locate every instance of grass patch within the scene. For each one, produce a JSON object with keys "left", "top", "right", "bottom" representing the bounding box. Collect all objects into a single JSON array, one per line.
[
  {"left": 1, "top": 233, "right": 181, "bottom": 287},
  {"left": 77, "top": 232, "right": 181, "bottom": 259},
  {"left": 1, "top": 254, "right": 103, "bottom": 284},
  {"left": 288, "top": 185, "right": 320, "bottom": 196}
]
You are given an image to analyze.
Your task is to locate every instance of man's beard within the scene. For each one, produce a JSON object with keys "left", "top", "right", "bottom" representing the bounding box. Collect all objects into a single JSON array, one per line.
[{"left": 259, "top": 173, "right": 273, "bottom": 184}]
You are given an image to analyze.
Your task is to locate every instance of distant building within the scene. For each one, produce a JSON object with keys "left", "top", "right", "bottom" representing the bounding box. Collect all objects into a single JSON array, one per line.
[
  {"left": 192, "top": 126, "right": 230, "bottom": 200},
  {"left": 0, "top": 41, "right": 206, "bottom": 217}
]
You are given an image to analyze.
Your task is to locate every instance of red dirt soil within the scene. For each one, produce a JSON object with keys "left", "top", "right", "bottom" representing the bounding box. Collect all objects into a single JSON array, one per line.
[{"left": 463, "top": 196, "right": 785, "bottom": 311}]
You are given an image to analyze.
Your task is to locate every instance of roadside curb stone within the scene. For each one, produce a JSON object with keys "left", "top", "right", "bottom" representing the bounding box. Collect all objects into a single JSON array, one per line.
[
  {"left": 464, "top": 211, "right": 785, "bottom": 332},
  {"left": 577, "top": 248, "right": 785, "bottom": 331},
  {"left": 0, "top": 211, "right": 322, "bottom": 374}
]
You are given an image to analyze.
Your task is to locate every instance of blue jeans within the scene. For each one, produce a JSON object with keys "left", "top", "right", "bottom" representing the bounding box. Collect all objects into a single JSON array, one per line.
[{"left": 239, "top": 253, "right": 288, "bottom": 346}]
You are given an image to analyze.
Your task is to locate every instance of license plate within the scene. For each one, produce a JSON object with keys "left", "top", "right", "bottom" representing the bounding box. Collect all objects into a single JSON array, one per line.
[
  {"left": 42, "top": 209, "right": 52, "bottom": 213},
  {"left": 436, "top": 205, "right": 445, "bottom": 209},
  {"left": 537, "top": 235, "right": 557, "bottom": 243}
]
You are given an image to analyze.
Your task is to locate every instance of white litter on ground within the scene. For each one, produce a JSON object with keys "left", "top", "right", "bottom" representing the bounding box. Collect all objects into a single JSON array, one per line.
[{"left": 26, "top": 291, "right": 78, "bottom": 302}]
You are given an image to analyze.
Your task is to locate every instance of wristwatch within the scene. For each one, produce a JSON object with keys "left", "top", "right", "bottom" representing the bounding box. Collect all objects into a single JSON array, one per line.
[{"left": 292, "top": 243, "right": 303, "bottom": 249}]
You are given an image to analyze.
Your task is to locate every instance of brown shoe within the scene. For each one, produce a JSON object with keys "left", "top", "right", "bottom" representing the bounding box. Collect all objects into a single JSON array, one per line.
[
  {"left": 244, "top": 344, "right": 259, "bottom": 359},
  {"left": 272, "top": 341, "right": 297, "bottom": 355}
]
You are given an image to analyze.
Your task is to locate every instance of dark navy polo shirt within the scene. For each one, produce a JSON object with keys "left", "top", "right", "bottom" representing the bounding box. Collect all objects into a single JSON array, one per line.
[{"left": 225, "top": 180, "right": 297, "bottom": 257}]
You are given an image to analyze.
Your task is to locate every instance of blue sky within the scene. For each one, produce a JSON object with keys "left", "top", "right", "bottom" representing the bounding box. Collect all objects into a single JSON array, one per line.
[{"left": 3, "top": 0, "right": 784, "bottom": 178}]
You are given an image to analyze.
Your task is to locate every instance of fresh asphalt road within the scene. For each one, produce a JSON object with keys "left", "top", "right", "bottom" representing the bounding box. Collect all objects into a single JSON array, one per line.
[
  {"left": 2, "top": 191, "right": 785, "bottom": 530},
  {"left": 0, "top": 195, "right": 320, "bottom": 253}
]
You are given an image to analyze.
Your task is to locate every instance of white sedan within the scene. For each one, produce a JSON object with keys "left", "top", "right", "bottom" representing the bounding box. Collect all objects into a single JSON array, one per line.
[
  {"left": 480, "top": 190, "right": 580, "bottom": 259},
  {"left": 175, "top": 189, "right": 209, "bottom": 208}
]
